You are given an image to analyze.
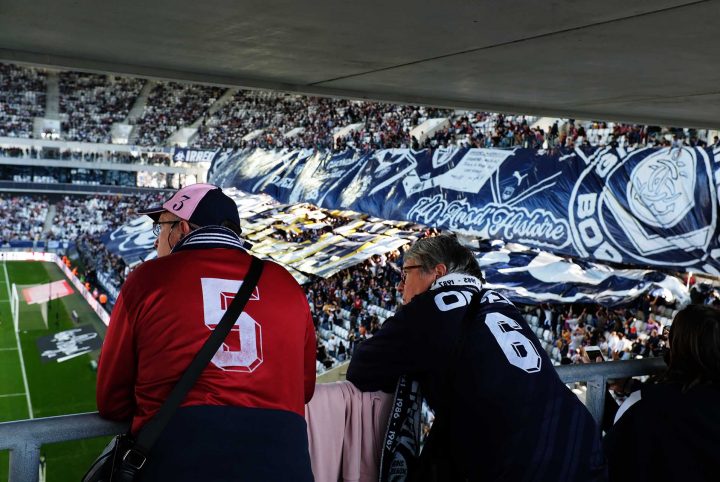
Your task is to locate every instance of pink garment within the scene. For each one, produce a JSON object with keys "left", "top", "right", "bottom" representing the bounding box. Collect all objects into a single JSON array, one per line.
[{"left": 305, "top": 381, "right": 393, "bottom": 482}]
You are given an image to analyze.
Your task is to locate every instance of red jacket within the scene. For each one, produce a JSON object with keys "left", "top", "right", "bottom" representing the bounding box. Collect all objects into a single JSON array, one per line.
[{"left": 97, "top": 227, "right": 316, "bottom": 434}]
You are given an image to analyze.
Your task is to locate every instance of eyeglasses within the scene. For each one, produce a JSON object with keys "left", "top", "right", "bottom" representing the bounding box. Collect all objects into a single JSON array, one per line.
[
  {"left": 152, "top": 220, "right": 180, "bottom": 237},
  {"left": 400, "top": 265, "right": 424, "bottom": 283}
]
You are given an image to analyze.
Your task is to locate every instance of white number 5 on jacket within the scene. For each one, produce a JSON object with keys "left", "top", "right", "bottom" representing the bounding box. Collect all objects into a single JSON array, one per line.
[{"left": 201, "top": 278, "right": 263, "bottom": 372}]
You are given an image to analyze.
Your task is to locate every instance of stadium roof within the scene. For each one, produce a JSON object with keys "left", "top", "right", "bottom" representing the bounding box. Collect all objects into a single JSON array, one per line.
[{"left": 1, "top": 0, "right": 719, "bottom": 129}]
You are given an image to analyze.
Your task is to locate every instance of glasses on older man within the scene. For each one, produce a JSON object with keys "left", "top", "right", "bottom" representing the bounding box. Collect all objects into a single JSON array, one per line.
[
  {"left": 400, "top": 265, "right": 424, "bottom": 283},
  {"left": 152, "top": 220, "right": 180, "bottom": 237}
]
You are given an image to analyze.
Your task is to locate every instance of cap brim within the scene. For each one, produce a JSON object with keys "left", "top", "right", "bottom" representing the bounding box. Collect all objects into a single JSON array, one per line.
[{"left": 138, "top": 206, "right": 165, "bottom": 221}]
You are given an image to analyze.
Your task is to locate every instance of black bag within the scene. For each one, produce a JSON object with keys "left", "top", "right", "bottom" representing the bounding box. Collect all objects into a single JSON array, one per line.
[
  {"left": 83, "top": 256, "right": 264, "bottom": 482},
  {"left": 82, "top": 434, "right": 138, "bottom": 482}
]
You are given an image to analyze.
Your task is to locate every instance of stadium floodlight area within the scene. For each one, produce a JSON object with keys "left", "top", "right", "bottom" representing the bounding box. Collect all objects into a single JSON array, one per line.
[{"left": 10, "top": 280, "right": 73, "bottom": 332}]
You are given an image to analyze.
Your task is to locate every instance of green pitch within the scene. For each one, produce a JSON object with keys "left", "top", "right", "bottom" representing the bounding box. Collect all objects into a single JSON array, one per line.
[{"left": 0, "top": 261, "right": 112, "bottom": 482}]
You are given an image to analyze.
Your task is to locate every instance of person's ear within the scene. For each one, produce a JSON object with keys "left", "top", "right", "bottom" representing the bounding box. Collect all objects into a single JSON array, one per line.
[
  {"left": 179, "top": 220, "right": 193, "bottom": 237},
  {"left": 435, "top": 263, "right": 447, "bottom": 278}
]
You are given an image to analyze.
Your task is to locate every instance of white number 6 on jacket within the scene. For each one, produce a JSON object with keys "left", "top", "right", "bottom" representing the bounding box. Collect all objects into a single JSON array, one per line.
[{"left": 484, "top": 312, "right": 542, "bottom": 373}]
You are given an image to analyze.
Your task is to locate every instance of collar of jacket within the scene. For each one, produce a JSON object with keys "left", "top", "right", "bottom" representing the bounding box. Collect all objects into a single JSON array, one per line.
[
  {"left": 430, "top": 273, "right": 484, "bottom": 292},
  {"left": 172, "top": 225, "right": 247, "bottom": 253}
]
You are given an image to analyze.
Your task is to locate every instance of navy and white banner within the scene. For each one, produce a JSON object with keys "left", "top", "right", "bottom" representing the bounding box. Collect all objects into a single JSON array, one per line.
[
  {"left": 209, "top": 146, "right": 720, "bottom": 276},
  {"left": 479, "top": 246, "right": 690, "bottom": 306},
  {"left": 102, "top": 217, "right": 157, "bottom": 267}
]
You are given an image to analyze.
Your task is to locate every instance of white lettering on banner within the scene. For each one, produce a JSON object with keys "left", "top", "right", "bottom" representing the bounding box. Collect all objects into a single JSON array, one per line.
[
  {"left": 484, "top": 312, "right": 541, "bottom": 373},
  {"left": 595, "top": 153, "right": 619, "bottom": 178},
  {"left": 268, "top": 175, "right": 296, "bottom": 189},
  {"left": 408, "top": 195, "right": 570, "bottom": 250},
  {"left": 174, "top": 150, "right": 217, "bottom": 163},
  {"left": 201, "top": 278, "right": 263, "bottom": 372},
  {"left": 327, "top": 157, "right": 361, "bottom": 170},
  {"left": 578, "top": 218, "right": 603, "bottom": 247},
  {"left": 577, "top": 193, "right": 597, "bottom": 219}
]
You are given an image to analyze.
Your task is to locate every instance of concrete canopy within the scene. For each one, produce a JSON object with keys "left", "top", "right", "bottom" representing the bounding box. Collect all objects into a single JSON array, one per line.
[{"left": 1, "top": 0, "right": 718, "bottom": 128}]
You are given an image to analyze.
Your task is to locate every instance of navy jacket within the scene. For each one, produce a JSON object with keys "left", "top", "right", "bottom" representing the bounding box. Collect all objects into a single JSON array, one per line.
[{"left": 347, "top": 276, "right": 605, "bottom": 481}]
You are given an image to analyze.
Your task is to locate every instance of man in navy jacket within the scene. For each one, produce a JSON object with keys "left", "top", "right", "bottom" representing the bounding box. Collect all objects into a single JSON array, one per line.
[{"left": 347, "top": 235, "right": 605, "bottom": 481}]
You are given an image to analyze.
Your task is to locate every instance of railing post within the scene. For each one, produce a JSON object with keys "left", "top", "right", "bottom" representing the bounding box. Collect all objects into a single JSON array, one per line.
[
  {"left": 584, "top": 374, "right": 607, "bottom": 428},
  {"left": 9, "top": 440, "right": 41, "bottom": 482}
]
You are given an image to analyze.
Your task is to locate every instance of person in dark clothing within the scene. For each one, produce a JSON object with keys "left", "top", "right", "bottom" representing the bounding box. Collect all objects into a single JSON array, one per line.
[
  {"left": 604, "top": 305, "right": 720, "bottom": 482},
  {"left": 347, "top": 235, "right": 605, "bottom": 481}
]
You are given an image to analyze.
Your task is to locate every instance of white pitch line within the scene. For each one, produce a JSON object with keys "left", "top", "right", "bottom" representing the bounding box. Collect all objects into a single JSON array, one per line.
[
  {"left": 0, "top": 392, "right": 25, "bottom": 398},
  {"left": 0, "top": 347, "right": 19, "bottom": 351},
  {"left": 3, "top": 260, "right": 33, "bottom": 419}
]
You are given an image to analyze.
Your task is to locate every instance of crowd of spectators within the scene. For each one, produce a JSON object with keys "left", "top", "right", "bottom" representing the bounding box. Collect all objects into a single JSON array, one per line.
[
  {"left": 0, "top": 63, "right": 47, "bottom": 138},
  {"left": 0, "top": 194, "right": 49, "bottom": 243},
  {"left": 3, "top": 62, "right": 719, "bottom": 154},
  {"left": 193, "top": 90, "right": 458, "bottom": 151},
  {"left": 60, "top": 72, "right": 145, "bottom": 143},
  {"left": 520, "top": 293, "right": 692, "bottom": 371},
  {"left": 429, "top": 116, "right": 720, "bottom": 151},
  {"left": 48, "top": 195, "right": 134, "bottom": 243},
  {"left": 307, "top": 252, "right": 403, "bottom": 370},
  {"left": 0, "top": 145, "right": 172, "bottom": 165},
  {"left": 133, "top": 81, "right": 225, "bottom": 146}
]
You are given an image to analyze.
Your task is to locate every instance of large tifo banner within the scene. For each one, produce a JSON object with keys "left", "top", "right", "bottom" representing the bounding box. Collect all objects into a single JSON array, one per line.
[
  {"left": 479, "top": 246, "right": 689, "bottom": 306},
  {"left": 209, "top": 146, "right": 720, "bottom": 276}
]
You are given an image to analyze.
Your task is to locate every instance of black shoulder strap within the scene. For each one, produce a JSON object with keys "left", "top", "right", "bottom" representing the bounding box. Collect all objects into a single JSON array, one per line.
[{"left": 133, "top": 255, "right": 264, "bottom": 454}]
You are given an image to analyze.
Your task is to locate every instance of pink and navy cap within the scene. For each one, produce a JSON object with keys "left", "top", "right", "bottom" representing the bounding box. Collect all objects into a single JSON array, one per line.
[{"left": 139, "top": 183, "right": 240, "bottom": 228}]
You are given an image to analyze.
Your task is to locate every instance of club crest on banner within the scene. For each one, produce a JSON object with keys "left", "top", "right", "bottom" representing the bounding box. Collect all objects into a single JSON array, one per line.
[{"left": 569, "top": 147, "right": 717, "bottom": 269}]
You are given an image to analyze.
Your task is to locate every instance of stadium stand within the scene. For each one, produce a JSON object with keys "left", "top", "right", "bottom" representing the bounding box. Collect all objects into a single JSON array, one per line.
[
  {"left": 4, "top": 62, "right": 717, "bottom": 152},
  {"left": 1, "top": 59, "right": 718, "bottom": 374},
  {"left": 59, "top": 72, "right": 145, "bottom": 143},
  {"left": 0, "top": 63, "right": 47, "bottom": 138},
  {"left": 132, "top": 81, "right": 225, "bottom": 146},
  {"left": 0, "top": 193, "right": 49, "bottom": 242}
]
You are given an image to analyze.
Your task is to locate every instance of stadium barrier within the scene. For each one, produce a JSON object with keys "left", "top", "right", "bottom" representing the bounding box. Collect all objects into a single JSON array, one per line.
[
  {"left": 0, "top": 251, "right": 110, "bottom": 325},
  {"left": 0, "top": 357, "right": 667, "bottom": 482}
]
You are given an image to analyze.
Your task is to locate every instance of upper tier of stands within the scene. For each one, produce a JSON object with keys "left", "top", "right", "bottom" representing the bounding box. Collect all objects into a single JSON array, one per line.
[
  {"left": 60, "top": 72, "right": 145, "bottom": 143},
  {"left": 131, "top": 81, "right": 225, "bottom": 146},
  {"left": 2, "top": 62, "right": 717, "bottom": 151},
  {"left": 0, "top": 63, "right": 47, "bottom": 138}
]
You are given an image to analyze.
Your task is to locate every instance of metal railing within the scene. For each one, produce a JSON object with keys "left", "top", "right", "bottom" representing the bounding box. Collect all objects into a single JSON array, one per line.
[
  {"left": 556, "top": 356, "right": 666, "bottom": 425},
  {"left": 0, "top": 357, "right": 667, "bottom": 482}
]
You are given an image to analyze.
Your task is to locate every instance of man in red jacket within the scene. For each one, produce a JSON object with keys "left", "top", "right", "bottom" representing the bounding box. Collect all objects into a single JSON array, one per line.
[{"left": 97, "top": 183, "right": 316, "bottom": 481}]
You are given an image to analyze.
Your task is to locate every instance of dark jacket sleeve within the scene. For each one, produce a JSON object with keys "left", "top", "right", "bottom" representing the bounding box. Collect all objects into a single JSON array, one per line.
[{"left": 346, "top": 306, "right": 421, "bottom": 393}]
